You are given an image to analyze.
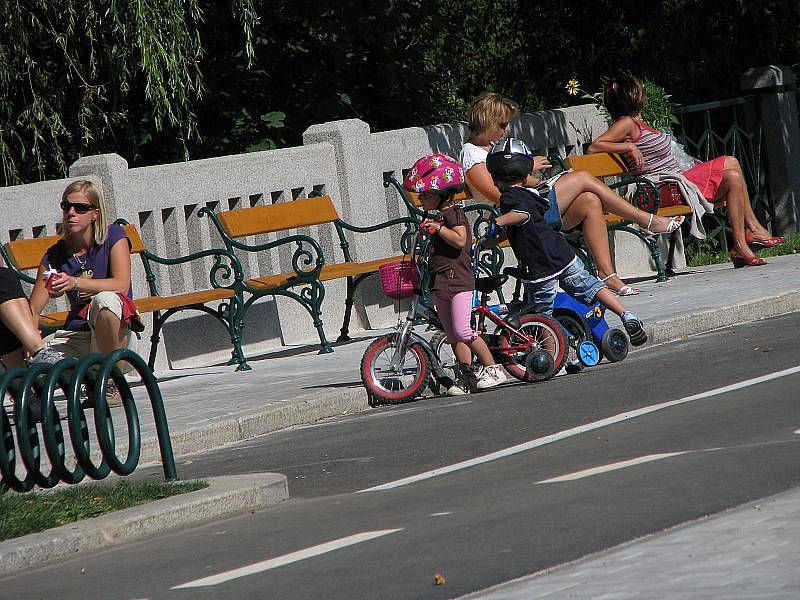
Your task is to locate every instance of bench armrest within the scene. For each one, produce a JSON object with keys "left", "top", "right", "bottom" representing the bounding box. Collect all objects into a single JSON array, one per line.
[
  {"left": 383, "top": 174, "right": 426, "bottom": 219},
  {"left": 140, "top": 248, "right": 245, "bottom": 294},
  {"left": 336, "top": 216, "right": 419, "bottom": 259},
  {"left": 611, "top": 176, "right": 662, "bottom": 213},
  {"left": 197, "top": 207, "right": 325, "bottom": 278}
]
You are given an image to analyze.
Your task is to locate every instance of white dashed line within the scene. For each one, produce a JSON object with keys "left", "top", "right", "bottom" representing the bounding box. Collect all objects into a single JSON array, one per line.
[
  {"left": 172, "top": 529, "right": 403, "bottom": 589},
  {"left": 535, "top": 452, "right": 688, "bottom": 483}
]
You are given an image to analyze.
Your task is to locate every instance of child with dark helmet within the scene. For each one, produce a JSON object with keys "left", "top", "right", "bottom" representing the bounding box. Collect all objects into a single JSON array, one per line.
[
  {"left": 486, "top": 139, "right": 648, "bottom": 346},
  {"left": 404, "top": 154, "right": 507, "bottom": 395}
]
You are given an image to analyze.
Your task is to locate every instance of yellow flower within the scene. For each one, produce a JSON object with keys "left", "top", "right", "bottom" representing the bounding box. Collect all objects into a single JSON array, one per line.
[{"left": 565, "top": 79, "right": 580, "bottom": 96}]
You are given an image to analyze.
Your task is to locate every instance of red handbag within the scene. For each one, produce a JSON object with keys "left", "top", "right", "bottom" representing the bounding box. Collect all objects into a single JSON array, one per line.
[{"left": 636, "top": 181, "right": 685, "bottom": 211}]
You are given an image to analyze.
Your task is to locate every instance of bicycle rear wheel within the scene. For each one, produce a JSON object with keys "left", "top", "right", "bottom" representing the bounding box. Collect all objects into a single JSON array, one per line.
[
  {"left": 497, "top": 314, "right": 566, "bottom": 382},
  {"left": 361, "top": 335, "right": 431, "bottom": 405}
]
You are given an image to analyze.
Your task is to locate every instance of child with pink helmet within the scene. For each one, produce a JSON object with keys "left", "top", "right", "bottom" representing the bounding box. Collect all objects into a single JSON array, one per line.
[{"left": 404, "top": 154, "right": 506, "bottom": 395}]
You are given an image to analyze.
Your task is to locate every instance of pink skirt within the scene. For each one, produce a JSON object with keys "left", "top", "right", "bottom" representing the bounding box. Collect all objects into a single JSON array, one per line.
[{"left": 683, "top": 156, "right": 727, "bottom": 201}]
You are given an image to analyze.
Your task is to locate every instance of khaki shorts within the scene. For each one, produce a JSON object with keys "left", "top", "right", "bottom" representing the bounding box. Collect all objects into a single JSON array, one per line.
[{"left": 45, "top": 291, "right": 138, "bottom": 370}]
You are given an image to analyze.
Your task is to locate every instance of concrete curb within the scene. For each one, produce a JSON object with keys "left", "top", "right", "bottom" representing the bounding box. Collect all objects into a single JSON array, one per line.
[
  {"left": 0, "top": 472, "right": 288, "bottom": 576},
  {"left": 645, "top": 290, "right": 800, "bottom": 346},
  {"left": 138, "top": 386, "right": 369, "bottom": 465}
]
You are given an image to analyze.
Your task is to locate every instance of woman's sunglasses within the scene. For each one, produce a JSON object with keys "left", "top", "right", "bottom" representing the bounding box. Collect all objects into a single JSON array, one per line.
[{"left": 60, "top": 200, "right": 95, "bottom": 214}]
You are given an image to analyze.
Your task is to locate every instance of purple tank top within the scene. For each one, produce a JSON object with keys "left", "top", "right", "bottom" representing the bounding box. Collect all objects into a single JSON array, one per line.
[{"left": 43, "top": 224, "right": 132, "bottom": 330}]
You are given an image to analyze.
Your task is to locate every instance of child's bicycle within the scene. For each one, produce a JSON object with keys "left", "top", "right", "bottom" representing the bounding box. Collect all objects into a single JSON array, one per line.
[{"left": 360, "top": 232, "right": 566, "bottom": 406}]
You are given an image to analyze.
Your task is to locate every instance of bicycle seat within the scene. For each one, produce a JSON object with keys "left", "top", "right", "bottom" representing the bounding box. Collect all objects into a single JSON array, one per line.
[
  {"left": 475, "top": 275, "right": 508, "bottom": 294},
  {"left": 503, "top": 266, "right": 528, "bottom": 280}
]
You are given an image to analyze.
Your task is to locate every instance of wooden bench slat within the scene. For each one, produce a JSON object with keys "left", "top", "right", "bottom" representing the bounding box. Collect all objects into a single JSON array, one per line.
[
  {"left": 406, "top": 189, "right": 472, "bottom": 207},
  {"left": 4, "top": 224, "right": 144, "bottom": 270},
  {"left": 133, "top": 289, "right": 235, "bottom": 313},
  {"left": 565, "top": 153, "right": 629, "bottom": 177},
  {"left": 245, "top": 256, "right": 408, "bottom": 290},
  {"left": 36, "top": 289, "right": 237, "bottom": 330},
  {"left": 218, "top": 196, "right": 340, "bottom": 238}
]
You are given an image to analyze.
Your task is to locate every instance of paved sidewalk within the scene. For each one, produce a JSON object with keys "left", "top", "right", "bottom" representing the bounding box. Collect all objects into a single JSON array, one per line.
[{"left": 463, "top": 485, "right": 800, "bottom": 599}]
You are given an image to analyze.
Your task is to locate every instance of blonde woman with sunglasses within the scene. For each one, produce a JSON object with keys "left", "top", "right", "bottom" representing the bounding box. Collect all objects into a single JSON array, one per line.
[{"left": 29, "top": 181, "right": 136, "bottom": 403}]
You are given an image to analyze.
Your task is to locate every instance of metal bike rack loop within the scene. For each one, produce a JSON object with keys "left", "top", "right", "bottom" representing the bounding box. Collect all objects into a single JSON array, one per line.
[{"left": 0, "top": 349, "right": 177, "bottom": 493}]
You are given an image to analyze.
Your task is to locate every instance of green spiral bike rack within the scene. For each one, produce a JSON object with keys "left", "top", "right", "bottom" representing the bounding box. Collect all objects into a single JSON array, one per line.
[{"left": 0, "top": 349, "right": 177, "bottom": 493}]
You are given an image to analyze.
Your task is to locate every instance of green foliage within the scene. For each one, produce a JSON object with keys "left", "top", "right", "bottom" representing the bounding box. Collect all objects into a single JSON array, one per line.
[
  {"left": 0, "top": 480, "right": 207, "bottom": 541},
  {"left": 0, "top": 0, "right": 256, "bottom": 184},
  {"left": 640, "top": 80, "right": 679, "bottom": 133},
  {"left": 2, "top": 0, "right": 800, "bottom": 182}
]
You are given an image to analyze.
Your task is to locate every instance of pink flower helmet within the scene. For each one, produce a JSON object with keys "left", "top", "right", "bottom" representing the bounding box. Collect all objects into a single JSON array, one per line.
[{"left": 403, "top": 154, "right": 465, "bottom": 194}]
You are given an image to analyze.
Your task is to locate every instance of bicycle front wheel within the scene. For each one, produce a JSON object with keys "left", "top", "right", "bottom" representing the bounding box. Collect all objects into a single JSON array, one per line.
[{"left": 361, "top": 335, "right": 431, "bottom": 405}]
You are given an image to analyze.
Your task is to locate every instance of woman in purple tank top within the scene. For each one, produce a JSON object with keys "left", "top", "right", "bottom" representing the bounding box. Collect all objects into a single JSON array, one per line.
[
  {"left": 29, "top": 180, "right": 135, "bottom": 394},
  {"left": 590, "top": 75, "right": 784, "bottom": 268}
]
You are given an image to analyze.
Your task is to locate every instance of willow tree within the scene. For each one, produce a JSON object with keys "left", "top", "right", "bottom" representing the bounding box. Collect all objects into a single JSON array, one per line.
[{"left": 0, "top": 0, "right": 258, "bottom": 185}]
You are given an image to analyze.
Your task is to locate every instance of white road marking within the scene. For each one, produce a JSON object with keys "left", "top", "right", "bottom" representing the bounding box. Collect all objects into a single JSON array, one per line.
[
  {"left": 795, "top": 429, "right": 800, "bottom": 435},
  {"left": 358, "top": 365, "right": 800, "bottom": 492},
  {"left": 536, "top": 452, "right": 687, "bottom": 483},
  {"left": 171, "top": 529, "right": 402, "bottom": 589},
  {"left": 429, "top": 512, "right": 452, "bottom": 517}
]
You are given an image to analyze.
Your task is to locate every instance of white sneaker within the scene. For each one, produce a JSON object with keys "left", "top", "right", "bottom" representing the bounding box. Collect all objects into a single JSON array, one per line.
[
  {"left": 28, "top": 345, "right": 63, "bottom": 366},
  {"left": 446, "top": 382, "right": 470, "bottom": 396},
  {"left": 475, "top": 364, "right": 507, "bottom": 389}
]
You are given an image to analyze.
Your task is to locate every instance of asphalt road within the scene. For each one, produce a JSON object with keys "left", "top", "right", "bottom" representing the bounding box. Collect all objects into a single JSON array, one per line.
[{"left": 4, "top": 313, "right": 800, "bottom": 599}]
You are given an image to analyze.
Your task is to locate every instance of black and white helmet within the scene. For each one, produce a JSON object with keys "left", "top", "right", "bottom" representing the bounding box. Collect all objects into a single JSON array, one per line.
[{"left": 486, "top": 138, "right": 533, "bottom": 182}]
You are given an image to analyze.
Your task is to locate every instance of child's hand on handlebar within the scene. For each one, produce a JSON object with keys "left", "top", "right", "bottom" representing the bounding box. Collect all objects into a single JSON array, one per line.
[
  {"left": 419, "top": 219, "right": 442, "bottom": 235},
  {"left": 485, "top": 220, "right": 506, "bottom": 240}
]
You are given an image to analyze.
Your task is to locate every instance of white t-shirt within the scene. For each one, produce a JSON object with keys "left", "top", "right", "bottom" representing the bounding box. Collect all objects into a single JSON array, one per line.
[
  {"left": 458, "top": 142, "right": 491, "bottom": 202},
  {"left": 459, "top": 141, "right": 567, "bottom": 201}
]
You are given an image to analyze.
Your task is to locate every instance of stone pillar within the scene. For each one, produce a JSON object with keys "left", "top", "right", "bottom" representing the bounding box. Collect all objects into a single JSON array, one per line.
[
  {"left": 302, "top": 119, "right": 394, "bottom": 262},
  {"left": 740, "top": 66, "right": 800, "bottom": 236},
  {"left": 69, "top": 153, "right": 129, "bottom": 221}
]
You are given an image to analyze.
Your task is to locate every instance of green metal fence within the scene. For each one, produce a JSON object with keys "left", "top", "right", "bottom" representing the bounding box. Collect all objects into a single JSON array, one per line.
[{"left": 673, "top": 94, "right": 775, "bottom": 236}]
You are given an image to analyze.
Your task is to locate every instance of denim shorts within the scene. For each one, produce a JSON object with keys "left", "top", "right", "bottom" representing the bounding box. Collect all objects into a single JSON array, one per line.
[
  {"left": 543, "top": 187, "right": 562, "bottom": 231},
  {"left": 523, "top": 259, "right": 605, "bottom": 316}
]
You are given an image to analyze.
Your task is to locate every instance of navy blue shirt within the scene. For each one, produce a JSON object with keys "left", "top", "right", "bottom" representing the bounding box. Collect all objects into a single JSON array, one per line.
[{"left": 498, "top": 186, "right": 575, "bottom": 281}]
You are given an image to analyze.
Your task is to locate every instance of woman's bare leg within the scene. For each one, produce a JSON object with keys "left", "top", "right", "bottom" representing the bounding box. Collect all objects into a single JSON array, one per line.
[
  {"left": 92, "top": 308, "right": 129, "bottom": 354},
  {"left": 559, "top": 191, "right": 632, "bottom": 291},
  {"left": 0, "top": 298, "right": 44, "bottom": 358},
  {"left": 719, "top": 157, "right": 772, "bottom": 238},
  {"left": 555, "top": 171, "right": 675, "bottom": 232}
]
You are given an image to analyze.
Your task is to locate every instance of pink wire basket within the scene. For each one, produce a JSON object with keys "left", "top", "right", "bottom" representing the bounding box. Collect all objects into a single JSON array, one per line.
[{"left": 379, "top": 260, "right": 419, "bottom": 300}]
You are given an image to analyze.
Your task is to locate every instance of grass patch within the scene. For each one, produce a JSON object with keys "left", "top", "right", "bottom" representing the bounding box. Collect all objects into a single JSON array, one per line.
[
  {"left": 685, "top": 233, "right": 800, "bottom": 267},
  {"left": 0, "top": 479, "right": 207, "bottom": 542}
]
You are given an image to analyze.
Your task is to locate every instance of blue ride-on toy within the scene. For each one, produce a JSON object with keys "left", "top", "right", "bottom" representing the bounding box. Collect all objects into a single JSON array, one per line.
[{"left": 553, "top": 291, "right": 629, "bottom": 372}]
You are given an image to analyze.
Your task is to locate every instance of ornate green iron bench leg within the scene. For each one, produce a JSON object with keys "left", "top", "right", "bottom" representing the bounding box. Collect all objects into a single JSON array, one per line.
[
  {"left": 337, "top": 275, "right": 357, "bottom": 342},
  {"left": 229, "top": 300, "right": 252, "bottom": 371},
  {"left": 337, "top": 273, "right": 376, "bottom": 343},
  {"left": 310, "top": 281, "right": 333, "bottom": 354},
  {"left": 614, "top": 224, "right": 668, "bottom": 282},
  {"left": 147, "top": 310, "right": 165, "bottom": 371},
  {"left": 666, "top": 230, "right": 680, "bottom": 277}
]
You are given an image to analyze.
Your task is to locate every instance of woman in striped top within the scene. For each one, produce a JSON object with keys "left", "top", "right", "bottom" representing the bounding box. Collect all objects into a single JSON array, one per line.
[{"left": 589, "top": 75, "right": 784, "bottom": 268}]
